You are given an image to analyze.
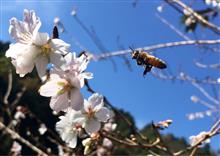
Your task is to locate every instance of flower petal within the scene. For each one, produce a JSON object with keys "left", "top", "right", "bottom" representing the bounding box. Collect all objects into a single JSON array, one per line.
[
  {"left": 69, "top": 76, "right": 81, "bottom": 89},
  {"left": 83, "top": 99, "right": 91, "bottom": 113},
  {"left": 50, "top": 93, "right": 69, "bottom": 112},
  {"left": 39, "top": 79, "right": 64, "bottom": 97},
  {"left": 85, "top": 118, "right": 101, "bottom": 134},
  {"left": 32, "top": 32, "right": 49, "bottom": 46},
  {"left": 50, "top": 39, "right": 70, "bottom": 55},
  {"left": 11, "top": 57, "right": 35, "bottom": 77},
  {"left": 78, "top": 72, "right": 93, "bottom": 87},
  {"left": 88, "top": 93, "right": 104, "bottom": 110},
  {"left": 23, "top": 9, "right": 41, "bottom": 36},
  {"left": 95, "top": 107, "right": 111, "bottom": 122},
  {"left": 68, "top": 136, "right": 77, "bottom": 148},
  {"left": 70, "top": 89, "right": 83, "bottom": 111},
  {"left": 50, "top": 52, "right": 65, "bottom": 68},
  {"left": 5, "top": 43, "right": 24, "bottom": 58},
  {"left": 35, "top": 55, "right": 48, "bottom": 81}
]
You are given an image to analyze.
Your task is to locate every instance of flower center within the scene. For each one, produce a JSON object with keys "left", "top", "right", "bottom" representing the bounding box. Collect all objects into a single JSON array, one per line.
[
  {"left": 57, "top": 81, "right": 72, "bottom": 95},
  {"left": 72, "top": 123, "right": 82, "bottom": 132},
  {"left": 86, "top": 107, "right": 95, "bottom": 119},
  {"left": 40, "top": 43, "right": 52, "bottom": 56}
]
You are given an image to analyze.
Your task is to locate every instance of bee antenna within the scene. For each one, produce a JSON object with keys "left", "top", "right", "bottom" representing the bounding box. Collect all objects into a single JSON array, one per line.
[{"left": 129, "top": 46, "right": 135, "bottom": 52}]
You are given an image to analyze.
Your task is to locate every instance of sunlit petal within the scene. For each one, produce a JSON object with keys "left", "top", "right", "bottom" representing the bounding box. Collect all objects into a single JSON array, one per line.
[{"left": 85, "top": 118, "right": 101, "bottom": 134}]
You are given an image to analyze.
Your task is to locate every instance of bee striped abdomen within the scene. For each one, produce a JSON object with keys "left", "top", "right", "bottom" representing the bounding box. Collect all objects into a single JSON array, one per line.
[{"left": 147, "top": 55, "right": 167, "bottom": 69}]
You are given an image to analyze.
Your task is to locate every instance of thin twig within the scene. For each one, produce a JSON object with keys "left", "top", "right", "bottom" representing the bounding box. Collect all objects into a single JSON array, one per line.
[
  {"left": 194, "top": 61, "right": 220, "bottom": 70},
  {"left": 156, "top": 13, "right": 191, "bottom": 41},
  {"left": 3, "top": 69, "right": 13, "bottom": 119},
  {"left": 11, "top": 86, "right": 27, "bottom": 110},
  {"left": 192, "top": 82, "right": 220, "bottom": 106},
  {"left": 93, "top": 39, "right": 220, "bottom": 60},
  {"left": 0, "top": 121, "right": 48, "bottom": 156},
  {"left": 73, "top": 15, "right": 117, "bottom": 71},
  {"left": 152, "top": 123, "right": 174, "bottom": 156},
  {"left": 174, "top": 119, "right": 220, "bottom": 156},
  {"left": 165, "top": 0, "right": 220, "bottom": 34},
  {"left": 3, "top": 69, "right": 12, "bottom": 105}
]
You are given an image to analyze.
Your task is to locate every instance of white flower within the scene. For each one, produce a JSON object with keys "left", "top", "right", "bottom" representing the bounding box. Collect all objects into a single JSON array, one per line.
[
  {"left": 187, "top": 114, "right": 195, "bottom": 120},
  {"left": 10, "top": 141, "right": 22, "bottom": 156},
  {"left": 39, "top": 53, "right": 92, "bottom": 112},
  {"left": 157, "top": 5, "right": 163, "bottom": 13},
  {"left": 189, "top": 131, "right": 210, "bottom": 146},
  {"left": 39, "top": 72, "right": 83, "bottom": 112},
  {"left": 82, "top": 93, "right": 112, "bottom": 134},
  {"left": 6, "top": 9, "right": 69, "bottom": 80},
  {"left": 102, "top": 138, "right": 113, "bottom": 148},
  {"left": 103, "top": 122, "right": 117, "bottom": 132},
  {"left": 61, "top": 52, "right": 93, "bottom": 87},
  {"left": 8, "top": 9, "right": 41, "bottom": 42},
  {"left": 56, "top": 109, "right": 85, "bottom": 148},
  {"left": 190, "top": 95, "right": 199, "bottom": 103},
  {"left": 205, "top": 0, "right": 212, "bottom": 5},
  {"left": 205, "top": 0, "right": 220, "bottom": 8},
  {"left": 217, "top": 77, "right": 220, "bottom": 84},
  {"left": 14, "top": 106, "right": 27, "bottom": 120},
  {"left": 96, "top": 147, "right": 107, "bottom": 156},
  {"left": 71, "top": 8, "right": 77, "bottom": 16},
  {"left": 38, "top": 124, "right": 47, "bottom": 135}
]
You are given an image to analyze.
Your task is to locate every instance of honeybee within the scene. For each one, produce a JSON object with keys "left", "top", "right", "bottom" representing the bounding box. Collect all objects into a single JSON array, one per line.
[{"left": 130, "top": 47, "right": 167, "bottom": 76}]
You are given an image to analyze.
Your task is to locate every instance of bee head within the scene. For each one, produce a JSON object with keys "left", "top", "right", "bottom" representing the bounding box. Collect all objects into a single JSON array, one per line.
[
  {"left": 131, "top": 50, "right": 140, "bottom": 59},
  {"left": 129, "top": 47, "right": 139, "bottom": 59}
]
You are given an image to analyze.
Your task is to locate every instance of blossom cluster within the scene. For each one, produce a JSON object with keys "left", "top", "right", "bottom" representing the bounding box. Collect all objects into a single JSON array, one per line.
[
  {"left": 6, "top": 9, "right": 114, "bottom": 150},
  {"left": 205, "top": 0, "right": 220, "bottom": 8}
]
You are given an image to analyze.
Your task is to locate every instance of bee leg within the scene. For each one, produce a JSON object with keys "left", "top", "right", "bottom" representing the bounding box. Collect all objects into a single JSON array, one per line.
[
  {"left": 137, "top": 57, "right": 144, "bottom": 65},
  {"left": 137, "top": 59, "right": 142, "bottom": 65},
  {"left": 143, "top": 65, "right": 152, "bottom": 76}
]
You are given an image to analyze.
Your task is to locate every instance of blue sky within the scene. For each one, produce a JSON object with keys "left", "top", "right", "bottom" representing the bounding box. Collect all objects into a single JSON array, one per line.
[{"left": 1, "top": 0, "right": 219, "bottom": 150}]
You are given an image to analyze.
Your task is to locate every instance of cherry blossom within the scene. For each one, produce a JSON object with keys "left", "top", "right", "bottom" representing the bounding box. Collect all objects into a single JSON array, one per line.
[
  {"left": 6, "top": 9, "right": 69, "bottom": 80},
  {"left": 189, "top": 131, "right": 210, "bottom": 146},
  {"left": 10, "top": 141, "right": 22, "bottom": 156},
  {"left": 39, "top": 53, "right": 92, "bottom": 112},
  {"left": 103, "top": 123, "right": 117, "bottom": 132},
  {"left": 82, "top": 93, "right": 112, "bottom": 134},
  {"left": 56, "top": 109, "right": 85, "bottom": 148}
]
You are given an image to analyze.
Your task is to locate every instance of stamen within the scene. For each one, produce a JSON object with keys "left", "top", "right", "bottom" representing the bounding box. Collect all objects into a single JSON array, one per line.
[{"left": 40, "top": 43, "right": 52, "bottom": 56}]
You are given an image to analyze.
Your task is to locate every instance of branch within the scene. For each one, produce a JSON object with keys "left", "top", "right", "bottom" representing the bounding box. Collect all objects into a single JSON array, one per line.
[
  {"left": 151, "top": 70, "right": 219, "bottom": 85},
  {"left": 3, "top": 69, "right": 12, "bottom": 105},
  {"left": 155, "top": 13, "right": 191, "bottom": 41},
  {"left": 192, "top": 82, "right": 220, "bottom": 106},
  {"left": 165, "top": 0, "right": 220, "bottom": 34},
  {"left": 93, "top": 39, "right": 220, "bottom": 60},
  {"left": 0, "top": 121, "right": 48, "bottom": 156},
  {"left": 3, "top": 69, "right": 13, "bottom": 119},
  {"left": 174, "top": 120, "right": 220, "bottom": 156},
  {"left": 73, "top": 15, "right": 117, "bottom": 71},
  {"left": 11, "top": 86, "right": 27, "bottom": 110},
  {"left": 194, "top": 61, "right": 220, "bottom": 70}
]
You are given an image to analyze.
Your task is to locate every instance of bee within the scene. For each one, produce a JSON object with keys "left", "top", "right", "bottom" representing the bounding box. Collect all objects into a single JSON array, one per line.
[{"left": 130, "top": 47, "right": 167, "bottom": 76}]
